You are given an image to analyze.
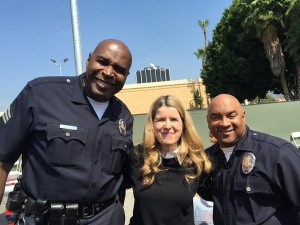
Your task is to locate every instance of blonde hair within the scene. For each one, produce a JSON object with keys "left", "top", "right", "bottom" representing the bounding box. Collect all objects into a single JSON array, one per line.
[{"left": 140, "top": 95, "right": 211, "bottom": 186}]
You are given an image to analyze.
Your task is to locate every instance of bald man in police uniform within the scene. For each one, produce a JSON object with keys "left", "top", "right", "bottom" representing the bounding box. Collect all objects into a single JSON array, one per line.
[
  {"left": 200, "top": 94, "right": 300, "bottom": 225},
  {"left": 0, "top": 39, "right": 133, "bottom": 225}
]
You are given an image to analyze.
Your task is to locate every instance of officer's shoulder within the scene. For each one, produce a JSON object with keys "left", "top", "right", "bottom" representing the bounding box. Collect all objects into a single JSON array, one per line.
[
  {"left": 28, "top": 76, "right": 76, "bottom": 88},
  {"left": 250, "top": 130, "right": 288, "bottom": 148},
  {"left": 113, "top": 96, "right": 133, "bottom": 115},
  {"left": 205, "top": 144, "right": 218, "bottom": 155}
]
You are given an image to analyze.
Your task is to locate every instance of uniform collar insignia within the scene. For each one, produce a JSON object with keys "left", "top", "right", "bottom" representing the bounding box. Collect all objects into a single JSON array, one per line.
[
  {"left": 242, "top": 153, "right": 256, "bottom": 174},
  {"left": 118, "top": 119, "right": 126, "bottom": 136}
]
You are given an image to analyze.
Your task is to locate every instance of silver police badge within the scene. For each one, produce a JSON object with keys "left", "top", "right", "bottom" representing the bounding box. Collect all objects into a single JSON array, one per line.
[
  {"left": 242, "top": 153, "right": 256, "bottom": 174},
  {"left": 118, "top": 119, "right": 126, "bottom": 136}
]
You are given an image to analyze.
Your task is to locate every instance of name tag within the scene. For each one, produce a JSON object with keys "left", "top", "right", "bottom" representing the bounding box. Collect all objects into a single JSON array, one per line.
[{"left": 59, "top": 124, "right": 77, "bottom": 130}]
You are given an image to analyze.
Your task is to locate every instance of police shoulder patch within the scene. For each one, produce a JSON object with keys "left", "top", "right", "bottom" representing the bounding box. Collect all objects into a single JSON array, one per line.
[{"left": 1, "top": 106, "right": 12, "bottom": 126}]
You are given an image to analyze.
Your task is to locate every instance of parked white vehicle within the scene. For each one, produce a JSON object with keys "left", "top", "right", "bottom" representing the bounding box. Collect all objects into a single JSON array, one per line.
[{"left": 5, "top": 159, "right": 22, "bottom": 194}]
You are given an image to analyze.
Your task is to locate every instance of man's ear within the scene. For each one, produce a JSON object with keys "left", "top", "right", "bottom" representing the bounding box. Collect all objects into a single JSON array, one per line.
[{"left": 86, "top": 52, "right": 92, "bottom": 66}]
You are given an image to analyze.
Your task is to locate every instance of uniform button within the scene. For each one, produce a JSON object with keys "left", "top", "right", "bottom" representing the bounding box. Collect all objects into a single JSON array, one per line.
[
  {"left": 94, "top": 160, "right": 98, "bottom": 165},
  {"left": 225, "top": 209, "right": 229, "bottom": 214},
  {"left": 66, "top": 79, "right": 71, "bottom": 83},
  {"left": 98, "top": 140, "right": 102, "bottom": 144},
  {"left": 92, "top": 183, "right": 96, "bottom": 188},
  {"left": 65, "top": 132, "right": 71, "bottom": 137},
  {"left": 246, "top": 186, "right": 251, "bottom": 192}
]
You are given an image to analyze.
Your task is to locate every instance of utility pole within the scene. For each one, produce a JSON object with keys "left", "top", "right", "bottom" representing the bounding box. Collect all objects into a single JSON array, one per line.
[{"left": 70, "top": 0, "right": 83, "bottom": 75}]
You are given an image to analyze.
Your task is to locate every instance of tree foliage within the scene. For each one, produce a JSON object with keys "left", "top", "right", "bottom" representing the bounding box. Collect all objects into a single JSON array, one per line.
[
  {"left": 194, "top": 19, "right": 210, "bottom": 75},
  {"left": 197, "top": 19, "right": 209, "bottom": 48},
  {"left": 201, "top": 2, "right": 279, "bottom": 102},
  {"left": 285, "top": 0, "right": 300, "bottom": 99},
  {"left": 285, "top": 0, "right": 300, "bottom": 63},
  {"left": 194, "top": 48, "right": 206, "bottom": 71},
  {"left": 251, "top": 94, "right": 277, "bottom": 104},
  {"left": 200, "top": 0, "right": 300, "bottom": 101},
  {"left": 193, "top": 89, "right": 204, "bottom": 109}
]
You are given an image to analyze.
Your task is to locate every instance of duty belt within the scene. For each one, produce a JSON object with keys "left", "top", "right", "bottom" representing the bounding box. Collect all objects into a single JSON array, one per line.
[
  {"left": 24, "top": 195, "right": 118, "bottom": 223},
  {"left": 78, "top": 196, "right": 118, "bottom": 219}
]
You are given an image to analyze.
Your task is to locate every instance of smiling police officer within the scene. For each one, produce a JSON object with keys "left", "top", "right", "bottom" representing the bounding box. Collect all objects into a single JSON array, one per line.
[
  {"left": 0, "top": 39, "right": 134, "bottom": 225},
  {"left": 200, "top": 94, "right": 300, "bottom": 225}
]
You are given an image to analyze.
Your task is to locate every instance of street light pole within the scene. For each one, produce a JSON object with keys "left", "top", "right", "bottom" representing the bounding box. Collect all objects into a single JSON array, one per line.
[
  {"left": 70, "top": 0, "right": 83, "bottom": 75},
  {"left": 50, "top": 58, "right": 69, "bottom": 76}
]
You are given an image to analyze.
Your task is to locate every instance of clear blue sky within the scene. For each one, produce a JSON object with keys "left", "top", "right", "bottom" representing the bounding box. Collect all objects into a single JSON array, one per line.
[{"left": 0, "top": 0, "right": 232, "bottom": 111}]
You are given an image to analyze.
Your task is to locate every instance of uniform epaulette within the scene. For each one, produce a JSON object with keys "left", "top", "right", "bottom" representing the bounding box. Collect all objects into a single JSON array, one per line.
[
  {"left": 28, "top": 76, "right": 76, "bottom": 88},
  {"left": 251, "top": 131, "right": 287, "bottom": 148}
]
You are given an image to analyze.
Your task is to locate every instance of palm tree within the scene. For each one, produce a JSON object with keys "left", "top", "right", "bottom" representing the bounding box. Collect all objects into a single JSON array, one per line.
[
  {"left": 194, "top": 48, "right": 206, "bottom": 71},
  {"left": 193, "top": 89, "right": 204, "bottom": 109},
  {"left": 195, "top": 19, "right": 209, "bottom": 73},
  {"left": 242, "top": 0, "right": 291, "bottom": 100},
  {"left": 198, "top": 19, "right": 209, "bottom": 48},
  {"left": 196, "top": 19, "right": 210, "bottom": 105},
  {"left": 285, "top": 0, "right": 300, "bottom": 99}
]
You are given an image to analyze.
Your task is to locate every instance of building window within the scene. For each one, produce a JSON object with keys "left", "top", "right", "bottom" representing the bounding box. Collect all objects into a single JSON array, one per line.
[{"left": 135, "top": 64, "right": 171, "bottom": 83}]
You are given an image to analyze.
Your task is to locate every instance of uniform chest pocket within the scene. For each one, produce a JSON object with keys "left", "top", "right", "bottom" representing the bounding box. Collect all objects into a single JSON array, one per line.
[
  {"left": 102, "top": 137, "right": 130, "bottom": 175},
  {"left": 234, "top": 176, "right": 271, "bottom": 195},
  {"left": 233, "top": 176, "right": 273, "bottom": 221},
  {"left": 46, "top": 123, "right": 87, "bottom": 166}
]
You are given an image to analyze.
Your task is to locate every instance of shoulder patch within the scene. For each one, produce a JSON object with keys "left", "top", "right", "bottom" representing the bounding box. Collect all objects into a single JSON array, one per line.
[{"left": 1, "top": 105, "right": 12, "bottom": 126}]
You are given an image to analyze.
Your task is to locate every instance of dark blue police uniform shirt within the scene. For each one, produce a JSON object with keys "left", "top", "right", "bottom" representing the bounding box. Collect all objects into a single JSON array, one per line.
[
  {"left": 0, "top": 73, "right": 133, "bottom": 203},
  {"left": 200, "top": 126, "right": 300, "bottom": 225}
]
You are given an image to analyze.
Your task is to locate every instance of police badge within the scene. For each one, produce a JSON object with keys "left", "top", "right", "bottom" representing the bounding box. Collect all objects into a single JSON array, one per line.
[
  {"left": 242, "top": 153, "right": 256, "bottom": 174},
  {"left": 118, "top": 119, "right": 126, "bottom": 136}
]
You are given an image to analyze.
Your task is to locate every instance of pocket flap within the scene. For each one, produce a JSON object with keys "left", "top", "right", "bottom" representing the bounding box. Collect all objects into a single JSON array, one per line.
[
  {"left": 47, "top": 123, "right": 87, "bottom": 145},
  {"left": 234, "top": 176, "right": 270, "bottom": 194},
  {"left": 112, "top": 137, "right": 130, "bottom": 152}
]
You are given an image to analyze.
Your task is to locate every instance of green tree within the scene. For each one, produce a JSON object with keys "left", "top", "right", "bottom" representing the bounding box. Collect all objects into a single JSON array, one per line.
[
  {"left": 195, "top": 20, "right": 209, "bottom": 73},
  {"left": 202, "top": 2, "right": 278, "bottom": 102},
  {"left": 194, "top": 48, "right": 206, "bottom": 72},
  {"left": 195, "top": 19, "right": 210, "bottom": 104},
  {"left": 197, "top": 19, "right": 209, "bottom": 48},
  {"left": 193, "top": 89, "right": 204, "bottom": 109},
  {"left": 285, "top": 0, "right": 300, "bottom": 99},
  {"left": 251, "top": 94, "right": 277, "bottom": 104},
  {"left": 202, "top": 0, "right": 300, "bottom": 101},
  {"left": 242, "top": 0, "right": 291, "bottom": 100}
]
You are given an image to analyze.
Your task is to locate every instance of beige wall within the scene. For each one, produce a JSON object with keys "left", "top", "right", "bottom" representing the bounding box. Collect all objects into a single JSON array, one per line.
[{"left": 116, "top": 78, "right": 209, "bottom": 115}]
